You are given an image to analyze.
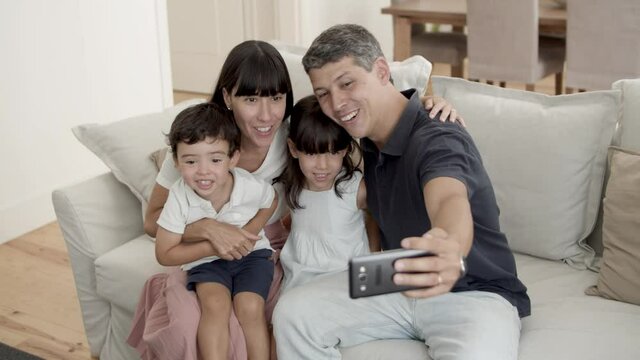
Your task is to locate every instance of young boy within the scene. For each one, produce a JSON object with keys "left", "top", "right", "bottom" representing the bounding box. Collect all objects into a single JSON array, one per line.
[{"left": 155, "top": 102, "right": 277, "bottom": 360}]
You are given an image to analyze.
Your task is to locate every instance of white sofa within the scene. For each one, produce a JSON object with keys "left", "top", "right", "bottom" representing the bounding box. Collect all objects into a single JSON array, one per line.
[{"left": 53, "top": 45, "right": 640, "bottom": 359}]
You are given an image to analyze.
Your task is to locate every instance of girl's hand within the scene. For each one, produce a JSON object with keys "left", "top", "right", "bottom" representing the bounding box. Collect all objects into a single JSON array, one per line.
[{"left": 421, "top": 95, "right": 466, "bottom": 127}]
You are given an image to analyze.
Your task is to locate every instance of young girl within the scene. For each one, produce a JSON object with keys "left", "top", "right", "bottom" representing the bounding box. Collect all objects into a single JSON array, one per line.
[{"left": 276, "top": 95, "right": 378, "bottom": 293}]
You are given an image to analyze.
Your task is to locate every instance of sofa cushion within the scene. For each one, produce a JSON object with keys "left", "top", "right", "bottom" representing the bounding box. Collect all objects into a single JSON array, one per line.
[
  {"left": 337, "top": 254, "right": 640, "bottom": 360},
  {"left": 73, "top": 99, "right": 205, "bottom": 214},
  {"left": 515, "top": 253, "right": 640, "bottom": 360},
  {"left": 432, "top": 76, "right": 620, "bottom": 263},
  {"left": 271, "top": 41, "right": 432, "bottom": 103},
  {"left": 613, "top": 78, "right": 640, "bottom": 152},
  {"left": 585, "top": 147, "right": 640, "bottom": 305},
  {"left": 95, "top": 235, "right": 168, "bottom": 312}
]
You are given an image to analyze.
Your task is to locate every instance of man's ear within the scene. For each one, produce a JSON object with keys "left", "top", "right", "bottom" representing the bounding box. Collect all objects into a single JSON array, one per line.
[
  {"left": 373, "top": 57, "right": 392, "bottom": 85},
  {"left": 287, "top": 139, "right": 299, "bottom": 158}
]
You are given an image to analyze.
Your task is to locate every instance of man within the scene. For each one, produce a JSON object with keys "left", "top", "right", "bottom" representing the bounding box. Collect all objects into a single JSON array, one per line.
[{"left": 273, "top": 24, "right": 529, "bottom": 360}]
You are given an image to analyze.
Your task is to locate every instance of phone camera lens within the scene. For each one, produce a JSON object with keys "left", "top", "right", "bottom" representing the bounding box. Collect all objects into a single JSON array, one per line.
[{"left": 358, "top": 273, "right": 367, "bottom": 282}]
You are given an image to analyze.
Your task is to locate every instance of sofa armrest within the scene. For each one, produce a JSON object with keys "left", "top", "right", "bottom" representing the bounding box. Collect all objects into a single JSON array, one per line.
[{"left": 52, "top": 172, "right": 144, "bottom": 356}]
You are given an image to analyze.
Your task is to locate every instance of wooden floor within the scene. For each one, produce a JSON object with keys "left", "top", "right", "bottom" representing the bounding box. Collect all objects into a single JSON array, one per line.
[
  {"left": 0, "top": 222, "right": 93, "bottom": 360},
  {"left": 0, "top": 64, "right": 557, "bottom": 360}
]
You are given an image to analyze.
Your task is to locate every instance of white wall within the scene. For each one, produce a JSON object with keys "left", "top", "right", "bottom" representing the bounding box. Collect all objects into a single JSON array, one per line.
[
  {"left": 0, "top": 0, "right": 173, "bottom": 243},
  {"left": 276, "top": 0, "right": 394, "bottom": 59}
]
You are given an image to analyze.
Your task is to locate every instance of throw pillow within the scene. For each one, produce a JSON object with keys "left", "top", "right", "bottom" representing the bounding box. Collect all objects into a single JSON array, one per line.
[
  {"left": 73, "top": 99, "right": 205, "bottom": 211},
  {"left": 585, "top": 147, "right": 640, "bottom": 305},
  {"left": 432, "top": 76, "right": 621, "bottom": 263},
  {"left": 613, "top": 79, "right": 640, "bottom": 152},
  {"left": 150, "top": 147, "right": 169, "bottom": 171}
]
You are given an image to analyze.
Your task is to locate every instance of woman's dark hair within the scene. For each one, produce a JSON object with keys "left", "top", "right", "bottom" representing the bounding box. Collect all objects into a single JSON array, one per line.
[
  {"left": 168, "top": 103, "right": 240, "bottom": 158},
  {"left": 210, "top": 40, "right": 294, "bottom": 120},
  {"left": 275, "top": 95, "right": 361, "bottom": 210}
]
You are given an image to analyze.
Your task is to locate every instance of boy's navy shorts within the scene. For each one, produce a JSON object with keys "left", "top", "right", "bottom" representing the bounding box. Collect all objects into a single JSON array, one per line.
[{"left": 186, "top": 248, "right": 274, "bottom": 300}]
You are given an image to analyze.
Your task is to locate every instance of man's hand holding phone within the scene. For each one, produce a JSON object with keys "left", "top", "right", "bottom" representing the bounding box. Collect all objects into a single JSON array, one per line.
[{"left": 349, "top": 228, "right": 466, "bottom": 299}]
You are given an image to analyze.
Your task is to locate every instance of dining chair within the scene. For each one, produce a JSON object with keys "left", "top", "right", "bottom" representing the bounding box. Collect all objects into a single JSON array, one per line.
[
  {"left": 391, "top": 0, "right": 467, "bottom": 78},
  {"left": 565, "top": 0, "right": 640, "bottom": 92},
  {"left": 466, "top": 0, "right": 565, "bottom": 94},
  {"left": 410, "top": 24, "right": 467, "bottom": 78}
]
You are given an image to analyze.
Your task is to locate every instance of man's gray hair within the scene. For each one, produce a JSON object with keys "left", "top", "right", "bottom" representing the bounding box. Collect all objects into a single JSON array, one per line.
[{"left": 302, "top": 24, "right": 385, "bottom": 73}]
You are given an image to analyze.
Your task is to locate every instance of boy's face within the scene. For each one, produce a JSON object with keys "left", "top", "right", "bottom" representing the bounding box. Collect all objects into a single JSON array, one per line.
[
  {"left": 175, "top": 137, "right": 239, "bottom": 200},
  {"left": 308, "top": 56, "right": 387, "bottom": 139}
]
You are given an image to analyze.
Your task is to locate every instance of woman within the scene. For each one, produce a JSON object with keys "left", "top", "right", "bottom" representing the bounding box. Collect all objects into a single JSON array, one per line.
[{"left": 127, "top": 40, "right": 461, "bottom": 360}]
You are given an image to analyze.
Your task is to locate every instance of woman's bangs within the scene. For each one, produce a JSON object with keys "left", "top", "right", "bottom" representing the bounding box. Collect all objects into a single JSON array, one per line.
[{"left": 234, "top": 55, "right": 291, "bottom": 97}]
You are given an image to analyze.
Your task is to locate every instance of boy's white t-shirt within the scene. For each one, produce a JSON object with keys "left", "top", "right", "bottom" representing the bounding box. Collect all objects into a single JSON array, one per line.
[
  {"left": 158, "top": 167, "right": 275, "bottom": 271},
  {"left": 156, "top": 125, "right": 288, "bottom": 223}
]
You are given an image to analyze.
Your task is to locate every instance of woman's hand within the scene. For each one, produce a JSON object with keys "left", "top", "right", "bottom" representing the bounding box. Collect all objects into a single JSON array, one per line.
[
  {"left": 421, "top": 95, "right": 466, "bottom": 127},
  {"left": 186, "top": 218, "right": 260, "bottom": 260}
]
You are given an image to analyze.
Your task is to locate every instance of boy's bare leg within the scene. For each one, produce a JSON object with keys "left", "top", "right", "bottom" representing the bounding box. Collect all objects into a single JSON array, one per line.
[
  {"left": 235, "top": 292, "right": 269, "bottom": 360},
  {"left": 196, "top": 283, "right": 232, "bottom": 360}
]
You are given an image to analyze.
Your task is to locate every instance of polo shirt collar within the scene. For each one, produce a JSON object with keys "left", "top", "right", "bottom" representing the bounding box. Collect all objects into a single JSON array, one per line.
[
  {"left": 361, "top": 89, "right": 421, "bottom": 156},
  {"left": 184, "top": 168, "right": 240, "bottom": 211}
]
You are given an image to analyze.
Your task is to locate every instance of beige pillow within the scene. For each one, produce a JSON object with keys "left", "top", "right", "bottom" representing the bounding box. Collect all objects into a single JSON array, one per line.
[
  {"left": 586, "top": 147, "right": 640, "bottom": 305},
  {"left": 432, "top": 76, "right": 620, "bottom": 263},
  {"left": 73, "top": 99, "right": 205, "bottom": 210},
  {"left": 150, "top": 147, "right": 170, "bottom": 171}
]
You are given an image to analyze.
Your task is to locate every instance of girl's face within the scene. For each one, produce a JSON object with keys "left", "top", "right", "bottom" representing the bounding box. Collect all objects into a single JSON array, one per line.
[
  {"left": 287, "top": 139, "right": 348, "bottom": 191},
  {"left": 223, "top": 88, "right": 287, "bottom": 150}
]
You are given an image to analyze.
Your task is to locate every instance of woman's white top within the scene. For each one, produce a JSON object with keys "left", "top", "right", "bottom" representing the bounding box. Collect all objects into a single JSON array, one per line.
[
  {"left": 158, "top": 168, "right": 275, "bottom": 271},
  {"left": 156, "top": 125, "right": 288, "bottom": 223},
  {"left": 280, "top": 171, "right": 370, "bottom": 292}
]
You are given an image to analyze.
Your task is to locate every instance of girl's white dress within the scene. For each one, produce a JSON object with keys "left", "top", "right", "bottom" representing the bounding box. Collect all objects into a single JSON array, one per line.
[{"left": 280, "top": 171, "right": 370, "bottom": 292}]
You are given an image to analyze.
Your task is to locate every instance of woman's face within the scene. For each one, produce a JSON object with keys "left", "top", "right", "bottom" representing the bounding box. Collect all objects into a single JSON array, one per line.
[{"left": 223, "top": 88, "right": 287, "bottom": 150}]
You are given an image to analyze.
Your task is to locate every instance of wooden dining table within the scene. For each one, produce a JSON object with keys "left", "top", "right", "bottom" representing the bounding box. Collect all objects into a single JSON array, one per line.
[{"left": 381, "top": 0, "right": 567, "bottom": 60}]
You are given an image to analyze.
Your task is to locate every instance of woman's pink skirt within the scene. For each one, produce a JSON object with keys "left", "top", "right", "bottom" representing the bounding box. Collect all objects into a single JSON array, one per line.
[{"left": 127, "top": 222, "right": 289, "bottom": 360}]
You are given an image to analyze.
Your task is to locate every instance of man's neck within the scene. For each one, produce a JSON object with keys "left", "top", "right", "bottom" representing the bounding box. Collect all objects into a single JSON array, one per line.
[{"left": 368, "top": 90, "right": 410, "bottom": 149}]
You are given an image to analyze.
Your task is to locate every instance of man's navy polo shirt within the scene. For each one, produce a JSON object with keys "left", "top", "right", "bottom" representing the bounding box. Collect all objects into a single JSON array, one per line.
[{"left": 361, "top": 89, "right": 530, "bottom": 317}]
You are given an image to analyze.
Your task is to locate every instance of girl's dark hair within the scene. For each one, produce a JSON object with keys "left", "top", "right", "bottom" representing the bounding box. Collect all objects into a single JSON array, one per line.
[
  {"left": 168, "top": 103, "right": 240, "bottom": 157},
  {"left": 275, "top": 95, "right": 361, "bottom": 210},
  {"left": 210, "top": 40, "right": 294, "bottom": 120}
]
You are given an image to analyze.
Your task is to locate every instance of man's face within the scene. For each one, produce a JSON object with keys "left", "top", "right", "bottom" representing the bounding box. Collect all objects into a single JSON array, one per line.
[{"left": 308, "top": 56, "right": 384, "bottom": 139}]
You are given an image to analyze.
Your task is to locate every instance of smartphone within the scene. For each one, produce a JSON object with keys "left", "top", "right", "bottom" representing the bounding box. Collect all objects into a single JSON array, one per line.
[{"left": 348, "top": 248, "right": 433, "bottom": 299}]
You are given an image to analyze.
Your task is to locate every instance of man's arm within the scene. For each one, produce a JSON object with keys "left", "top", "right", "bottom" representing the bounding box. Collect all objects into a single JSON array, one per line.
[
  {"left": 145, "top": 182, "right": 260, "bottom": 260},
  {"left": 392, "top": 176, "right": 472, "bottom": 298}
]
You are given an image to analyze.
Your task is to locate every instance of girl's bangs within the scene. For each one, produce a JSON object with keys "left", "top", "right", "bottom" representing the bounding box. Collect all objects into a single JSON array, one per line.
[{"left": 294, "top": 120, "right": 350, "bottom": 155}]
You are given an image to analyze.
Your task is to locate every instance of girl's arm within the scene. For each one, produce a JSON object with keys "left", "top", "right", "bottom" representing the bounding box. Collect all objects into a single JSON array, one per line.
[
  {"left": 243, "top": 191, "right": 278, "bottom": 235},
  {"left": 357, "top": 178, "right": 382, "bottom": 252},
  {"left": 155, "top": 227, "right": 214, "bottom": 266}
]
